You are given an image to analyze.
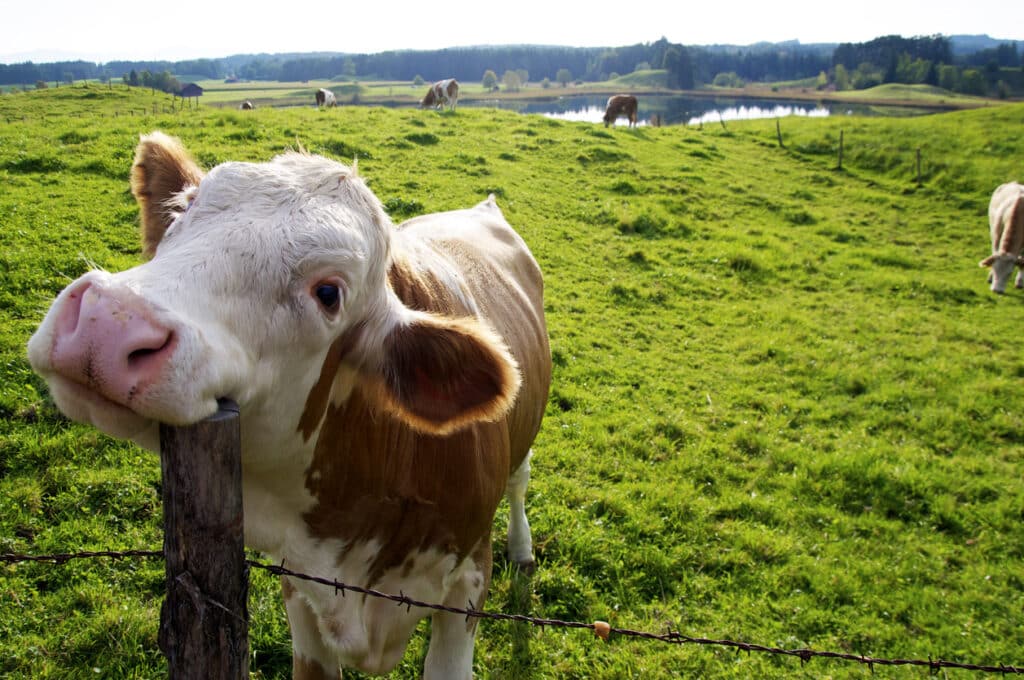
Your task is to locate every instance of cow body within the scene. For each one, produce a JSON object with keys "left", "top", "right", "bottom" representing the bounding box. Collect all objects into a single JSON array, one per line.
[
  {"left": 603, "top": 94, "right": 638, "bottom": 127},
  {"left": 316, "top": 88, "right": 337, "bottom": 107},
  {"left": 27, "top": 132, "right": 550, "bottom": 678},
  {"left": 421, "top": 79, "right": 459, "bottom": 111},
  {"left": 980, "top": 181, "right": 1024, "bottom": 293}
]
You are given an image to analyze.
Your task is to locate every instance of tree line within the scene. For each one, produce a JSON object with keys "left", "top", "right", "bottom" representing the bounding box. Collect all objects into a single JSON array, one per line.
[{"left": 2, "top": 35, "right": 1021, "bottom": 98}]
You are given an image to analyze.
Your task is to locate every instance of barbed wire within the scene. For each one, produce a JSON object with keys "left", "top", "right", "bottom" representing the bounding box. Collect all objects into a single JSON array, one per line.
[{"left": 2, "top": 549, "right": 1022, "bottom": 675}]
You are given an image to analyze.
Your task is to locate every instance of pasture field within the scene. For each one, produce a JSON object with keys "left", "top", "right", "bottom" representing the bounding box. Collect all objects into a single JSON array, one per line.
[
  {"left": 187, "top": 77, "right": 663, "bottom": 110},
  {"left": 1, "top": 84, "right": 1023, "bottom": 679}
]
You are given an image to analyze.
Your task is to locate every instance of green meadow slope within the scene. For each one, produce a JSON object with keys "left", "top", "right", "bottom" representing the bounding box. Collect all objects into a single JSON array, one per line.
[{"left": 2, "top": 85, "right": 1024, "bottom": 679}]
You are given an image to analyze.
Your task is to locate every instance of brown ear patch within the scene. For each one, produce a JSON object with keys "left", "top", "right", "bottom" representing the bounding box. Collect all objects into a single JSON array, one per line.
[
  {"left": 130, "top": 132, "right": 204, "bottom": 258},
  {"left": 374, "top": 315, "right": 521, "bottom": 435}
]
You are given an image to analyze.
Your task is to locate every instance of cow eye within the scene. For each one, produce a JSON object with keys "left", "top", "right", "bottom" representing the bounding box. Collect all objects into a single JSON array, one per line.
[{"left": 313, "top": 283, "right": 341, "bottom": 312}]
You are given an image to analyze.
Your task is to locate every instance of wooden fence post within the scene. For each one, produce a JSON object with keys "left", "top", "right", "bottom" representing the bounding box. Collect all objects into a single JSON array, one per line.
[
  {"left": 838, "top": 129, "right": 844, "bottom": 170},
  {"left": 775, "top": 118, "right": 784, "bottom": 148},
  {"left": 916, "top": 147, "right": 922, "bottom": 185},
  {"left": 158, "top": 399, "right": 248, "bottom": 679}
]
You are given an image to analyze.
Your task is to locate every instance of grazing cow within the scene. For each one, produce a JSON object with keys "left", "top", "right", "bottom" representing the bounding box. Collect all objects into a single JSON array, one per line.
[
  {"left": 421, "top": 78, "right": 459, "bottom": 111},
  {"left": 240, "top": 100, "right": 255, "bottom": 110},
  {"left": 27, "top": 132, "right": 551, "bottom": 679},
  {"left": 980, "top": 181, "right": 1024, "bottom": 293},
  {"left": 315, "top": 87, "right": 337, "bottom": 107},
  {"left": 603, "top": 94, "right": 638, "bottom": 128}
]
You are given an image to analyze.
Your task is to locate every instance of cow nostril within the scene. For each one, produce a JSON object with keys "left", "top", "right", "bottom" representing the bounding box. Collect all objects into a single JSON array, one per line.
[{"left": 126, "top": 332, "right": 175, "bottom": 367}]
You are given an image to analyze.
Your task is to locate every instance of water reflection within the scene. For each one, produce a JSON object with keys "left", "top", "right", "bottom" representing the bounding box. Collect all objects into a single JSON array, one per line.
[
  {"left": 686, "top": 103, "right": 829, "bottom": 125},
  {"left": 461, "top": 94, "right": 882, "bottom": 126}
]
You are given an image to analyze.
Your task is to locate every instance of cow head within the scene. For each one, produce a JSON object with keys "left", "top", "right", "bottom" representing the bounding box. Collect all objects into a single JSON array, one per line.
[
  {"left": 979, "top": 252, "right": 1021, "bottom": 294},
  {"left": 27, "top": 132, "right": 520, "bottom": 454}
]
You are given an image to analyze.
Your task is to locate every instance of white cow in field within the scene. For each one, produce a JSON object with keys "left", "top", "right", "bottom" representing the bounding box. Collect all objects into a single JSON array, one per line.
[
  {"left": 27, "top": 132, "right": 551, "bottom": 679},
  {"left": 980, "top": 181, "right": 1024, "bottom": 293},
  {"left": 315, "top": 88, "right": 337, "bottom": 107},
  {"left": 421, "top": 79, "right": 459, "bottom": 111}
]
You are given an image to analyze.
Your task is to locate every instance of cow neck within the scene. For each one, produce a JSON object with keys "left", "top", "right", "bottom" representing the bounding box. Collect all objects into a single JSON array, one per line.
[
  {"left": 297, "top": 324, "right": 364, "bottom": 443},
  {"left": 302, "top": 390, "right": 509, "bottom": 584},
  {"left": 297, "top": 251, "right": 509, "bottom": 585}
]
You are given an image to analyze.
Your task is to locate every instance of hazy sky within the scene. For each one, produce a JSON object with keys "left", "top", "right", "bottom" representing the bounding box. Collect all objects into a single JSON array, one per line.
[{"left": 4, "top": 0, "right": 1023, "bottom": 63}]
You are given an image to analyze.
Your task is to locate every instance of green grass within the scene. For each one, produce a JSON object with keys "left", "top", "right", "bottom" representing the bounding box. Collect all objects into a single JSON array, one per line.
[
  {"left": 837, "top": 83, "right": 992, "bottom": 104},
  {"left": 2, "top": 83, "right": 1024, "bottom": 679}
]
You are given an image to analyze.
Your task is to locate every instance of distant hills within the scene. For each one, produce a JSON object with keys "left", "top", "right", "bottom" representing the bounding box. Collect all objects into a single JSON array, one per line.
[{"left": 949, "top": 34, "right": 1024, "bottom": 55}]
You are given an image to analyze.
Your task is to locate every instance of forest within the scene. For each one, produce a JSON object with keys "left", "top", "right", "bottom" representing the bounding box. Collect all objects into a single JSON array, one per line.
[{"left": 1, "top": 34, "right": 1022, "bottom": 98}]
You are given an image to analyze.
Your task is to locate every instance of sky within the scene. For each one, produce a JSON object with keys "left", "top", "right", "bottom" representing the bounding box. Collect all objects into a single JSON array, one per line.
[{"left": 3, "top": 0, "right": 1024, "bottom": 64}]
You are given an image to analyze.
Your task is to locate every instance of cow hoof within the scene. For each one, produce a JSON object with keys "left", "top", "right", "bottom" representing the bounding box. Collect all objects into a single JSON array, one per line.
[{"left": 514, "top": 558, "right": 536, "bottom": 576}]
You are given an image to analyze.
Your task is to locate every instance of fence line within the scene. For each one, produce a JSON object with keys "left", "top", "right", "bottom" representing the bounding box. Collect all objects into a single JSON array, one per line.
[{"left": 2, "top": 549, "right": 1022, "bottom": 676}]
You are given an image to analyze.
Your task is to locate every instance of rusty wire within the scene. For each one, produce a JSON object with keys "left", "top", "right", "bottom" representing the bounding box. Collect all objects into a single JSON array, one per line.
[{"left": 2, "top": 549, "right": 1023, "bottom": 675}]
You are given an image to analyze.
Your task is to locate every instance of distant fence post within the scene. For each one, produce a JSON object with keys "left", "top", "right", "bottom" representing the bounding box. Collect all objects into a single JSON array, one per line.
[
  {"left": 158, "top": 399, "right": 248, "bottom": 679},
  {"left": 837, "top": 129, "right": 844, "bottom": 170},
  {"left": 916, "top": 147, "right": 922, "bottom": 185}
]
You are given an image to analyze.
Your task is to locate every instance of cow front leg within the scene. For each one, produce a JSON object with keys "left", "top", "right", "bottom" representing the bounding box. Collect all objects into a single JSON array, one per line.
[
  {"left": 423, "top": 542, "right": 491, "bottom": 680},
  {"left": 506, "top": 450, "right": 535, "bottom": 571},
  {"left": 282, "top": 577, "right": 342, "bottom": 680},
  {"left": 1016, "top": 270, "right": 1023, "bottom": 288}
]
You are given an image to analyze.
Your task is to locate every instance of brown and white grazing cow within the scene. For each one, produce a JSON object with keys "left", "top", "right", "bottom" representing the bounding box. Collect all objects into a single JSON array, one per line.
[
  {"left": 315, "top": 87, "right": 337, "bottom": 107},
  {"left": 603, "top": 94, "right": 638, "bottom": 127},
  {"left": 980, "top": 181, "right": 1024, "bottom": 293},
  {"left": 27, "top": 132, "right": 551, "bottom": 679},
  {"left": 421, "top": 78, "right": 459, "bottom": 111}
]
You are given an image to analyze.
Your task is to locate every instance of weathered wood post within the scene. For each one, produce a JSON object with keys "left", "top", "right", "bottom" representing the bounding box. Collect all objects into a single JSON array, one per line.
[
  {"left": 776, "top": 118, "right": 784, "bottom": 148},
  {"left": 158, "top": 398, "right": 249, "bottom": 679},
  {"left": 838, "top": 129, "right": 844, "bottom": 170},
  {"left": 916, "top": 147, "right": 922, "bottom": 185}
]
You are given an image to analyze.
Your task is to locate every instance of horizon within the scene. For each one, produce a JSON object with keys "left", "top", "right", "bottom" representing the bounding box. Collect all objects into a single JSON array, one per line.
[
  {"left": 5, "top": 0, "right": 1024, "bottom": 65},
  {"left": 3, "top": 33, "right": 1023, "bottom": 68}
]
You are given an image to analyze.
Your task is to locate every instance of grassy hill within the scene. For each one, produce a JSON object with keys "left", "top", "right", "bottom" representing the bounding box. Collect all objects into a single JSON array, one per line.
[{"left": 1, "top": 84, "right": 1023, "bottom": 679}]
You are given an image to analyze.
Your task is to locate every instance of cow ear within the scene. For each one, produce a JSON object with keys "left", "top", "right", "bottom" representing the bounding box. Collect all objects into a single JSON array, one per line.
[
  {"left": 366, "top": 313, "right": 521, "bottom": 435},
  {"left": 980, "top": 255, "right": 996, "bottom": 267},
  {"left": 130, "top": 132, "right": 204, "bottom": 259}
]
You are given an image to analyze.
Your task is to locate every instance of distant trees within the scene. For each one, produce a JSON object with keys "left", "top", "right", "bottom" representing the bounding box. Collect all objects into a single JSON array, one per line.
[
  {"left": 502, "top": 70, "right": 523, "bottom": 92},
  {"left": 123, "top": 69, "right": 181, "bottom": 94},
  {"left": 834, "top": 63, "right": 850, "bottom": 90},
  {"left": 712, "top": 71, "right": 744, "bottom": 87},
  {"left": 0, "top": 35, "right": 1020, "bottom": 98},
  {"left": 662, "top": 46, "right": 694, "bottom": 89},
  {"left": 827, "top": 34, "right": 1010, "bottom": 95}
]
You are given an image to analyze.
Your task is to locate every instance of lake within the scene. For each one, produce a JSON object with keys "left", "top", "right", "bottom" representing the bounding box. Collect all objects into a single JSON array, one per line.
[{"left": 460, "top": 94, "right": 923, "bottom": 126}]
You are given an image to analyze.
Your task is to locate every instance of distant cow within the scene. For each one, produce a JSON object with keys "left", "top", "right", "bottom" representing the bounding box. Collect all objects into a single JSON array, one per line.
[
  {"left": 980, "top": 182, "right": 1024, "bottom": 293},
  {"left": 315, "top": 87, "right": 337, "bottom": 107},
  {"left": 239, "top": 100, "right": 255, "bottom": 110},
  {"left": 421, "top": 78, "right": 459, "bottom": 111},
  {"left": 603, "top": 94, "right": 638, "bottom": 127},
  {"left": 27, "top": 132, "right": 551, "bottom": 679}
]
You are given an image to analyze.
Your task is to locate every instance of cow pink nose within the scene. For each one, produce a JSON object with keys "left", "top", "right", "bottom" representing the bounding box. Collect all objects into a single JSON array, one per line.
[{"left": 49, "top": 282, "right": 176, "bottom": 406}]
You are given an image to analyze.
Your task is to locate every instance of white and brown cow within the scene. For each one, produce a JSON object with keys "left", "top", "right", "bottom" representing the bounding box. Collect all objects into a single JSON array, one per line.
[
  {"left": 981, "top": 181, "right": 1024, "bottom": 293},
  {"left": 315, "top": 87, "right": 337, "bottom": 107},
  {"left": 421, "top": 78, "right": 459, "bottom": 111},
  {"left": 602, "top": 94, "right": 638, "bottom": 128},
  {"left": 27, "top": 132, "right": 551, "bottom": 679}
]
